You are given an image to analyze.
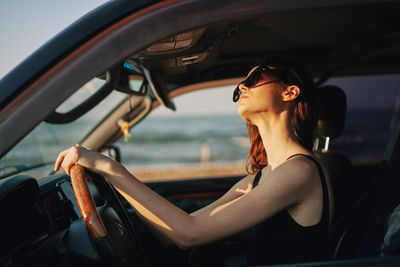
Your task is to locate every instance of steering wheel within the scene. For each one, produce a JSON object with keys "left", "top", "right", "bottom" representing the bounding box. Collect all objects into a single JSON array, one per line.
[{"left": 69, "top": 165, "right": 149, "bottom": 266}]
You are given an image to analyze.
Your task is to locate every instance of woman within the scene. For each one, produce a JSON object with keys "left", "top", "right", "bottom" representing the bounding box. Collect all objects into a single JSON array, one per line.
[{"left": 54, "top": 57, "right": 333, "bottom": 265}]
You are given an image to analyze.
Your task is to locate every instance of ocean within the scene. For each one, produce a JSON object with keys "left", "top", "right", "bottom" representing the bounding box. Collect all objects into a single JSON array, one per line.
[
  {"left": 118, "top": 114, "right": 250, "bottom": 168},
  {"left": 116, "top": 108, "right": 396, "bottom": 168}
]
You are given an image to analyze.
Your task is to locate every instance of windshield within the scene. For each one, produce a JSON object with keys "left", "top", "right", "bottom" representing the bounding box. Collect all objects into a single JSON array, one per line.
[{"left": 0, "top": 82, "right": 127, "bottom": 179}]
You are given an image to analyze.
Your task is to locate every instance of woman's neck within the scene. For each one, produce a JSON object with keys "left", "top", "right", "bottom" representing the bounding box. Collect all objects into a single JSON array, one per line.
[{"left": 251, "top": 111, "right": 308, "bottom": 171}]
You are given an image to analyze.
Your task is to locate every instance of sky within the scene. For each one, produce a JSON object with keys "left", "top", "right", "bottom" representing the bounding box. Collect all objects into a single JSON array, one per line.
[
  {"left": 0, "top": 0, "right": 109, "bottom": 77},
  {"left": 1, "top": 0, "right": 399, "bottom": 117}
]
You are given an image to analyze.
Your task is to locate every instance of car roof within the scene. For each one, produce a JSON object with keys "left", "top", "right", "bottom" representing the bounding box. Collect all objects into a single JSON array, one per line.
[
  {"left": 1, "top": 0, "right": 399, "bottom": 110},
  {"left": 137, "top": 0, "right": 400, "bottom": 94}
]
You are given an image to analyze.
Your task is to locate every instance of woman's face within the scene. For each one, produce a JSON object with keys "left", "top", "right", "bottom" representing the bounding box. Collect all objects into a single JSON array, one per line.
[{"left": 237, "top": 68, "right": 285, "bottom": 122}]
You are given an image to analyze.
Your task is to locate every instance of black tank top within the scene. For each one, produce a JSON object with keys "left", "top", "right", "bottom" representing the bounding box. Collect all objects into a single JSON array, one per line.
[{"left": 245, "top": 154, "right": 330, "bottom": 266}]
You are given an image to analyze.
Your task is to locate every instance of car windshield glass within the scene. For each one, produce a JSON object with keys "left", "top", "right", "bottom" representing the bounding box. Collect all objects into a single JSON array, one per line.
[{"left": 0, "top": 85, "right": 127, "bottom": 180}]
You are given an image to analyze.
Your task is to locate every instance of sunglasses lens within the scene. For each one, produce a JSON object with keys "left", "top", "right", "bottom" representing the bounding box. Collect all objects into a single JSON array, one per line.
[
  {"left": 243, "top": 67, "right": 262, "bottom": 88},
  {"left": 233, "top": 87, "right": 241, "bottom": 102},
  {"left": 233, "top": 67, "right": 264, "bottom": 102}
]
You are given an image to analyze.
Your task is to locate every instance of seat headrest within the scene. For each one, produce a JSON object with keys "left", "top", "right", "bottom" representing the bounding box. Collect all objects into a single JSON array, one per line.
[{"left": 317, "top": 85, "right": 347, "bottom": 139}]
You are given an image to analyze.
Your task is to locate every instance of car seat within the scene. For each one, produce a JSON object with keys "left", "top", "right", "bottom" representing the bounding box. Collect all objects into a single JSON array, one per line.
[{"left": 313, "top": 85, "right": 353, "bottom": 226}]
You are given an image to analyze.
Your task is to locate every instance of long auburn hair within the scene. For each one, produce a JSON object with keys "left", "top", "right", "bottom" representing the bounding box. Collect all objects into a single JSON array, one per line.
[{"left": 246, "top": 57, "right": 318, "bottom": 173}]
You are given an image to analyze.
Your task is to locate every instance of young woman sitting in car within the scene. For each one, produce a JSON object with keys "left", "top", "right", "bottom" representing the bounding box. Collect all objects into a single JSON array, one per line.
[{"left": 54, "top": 57, "right": 333, "bottom": 266}]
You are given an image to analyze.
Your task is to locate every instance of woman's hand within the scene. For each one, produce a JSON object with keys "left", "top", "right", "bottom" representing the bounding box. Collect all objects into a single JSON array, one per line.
[{"left": 54, "top": 144, "right": 120, "bottom": 177}]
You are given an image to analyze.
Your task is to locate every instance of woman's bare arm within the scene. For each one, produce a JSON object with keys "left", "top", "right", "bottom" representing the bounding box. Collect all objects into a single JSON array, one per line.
[
  {"left": 54, "top": 146, "right": 318, "bottom": 248},
  {"left": 191, "top": 174, "right": 255, "bottom": 217}
]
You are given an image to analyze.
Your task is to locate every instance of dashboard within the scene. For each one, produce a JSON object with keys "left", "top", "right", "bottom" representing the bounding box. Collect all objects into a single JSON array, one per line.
[
  {"left": 0, "top": 172, "right": 228, "bottom": 267},
  {"left": 0, "top": 174, "right": 86, "bottom": 266}
]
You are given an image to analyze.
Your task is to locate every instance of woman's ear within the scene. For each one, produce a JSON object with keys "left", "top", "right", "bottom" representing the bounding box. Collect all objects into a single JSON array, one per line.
[{"left": 282, "top": 85, "right": 300, "bottom": 102}]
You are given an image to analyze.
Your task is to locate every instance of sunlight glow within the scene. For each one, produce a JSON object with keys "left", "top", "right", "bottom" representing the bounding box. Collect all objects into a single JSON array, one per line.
[{"left": 117, "top": 189, "right": 173, "bottom": 231}]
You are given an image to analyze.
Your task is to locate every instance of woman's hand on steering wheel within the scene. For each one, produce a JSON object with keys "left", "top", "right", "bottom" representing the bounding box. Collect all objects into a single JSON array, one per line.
[
  {"left": 55, "top": 146, "right": 149, "bottom": 266},
  {"left": 54, "top": 144, "right": 118, "bottom": 177}
]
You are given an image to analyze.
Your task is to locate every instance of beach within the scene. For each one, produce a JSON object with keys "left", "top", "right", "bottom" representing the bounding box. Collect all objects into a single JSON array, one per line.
[{"left": 130, "top": 162, "right": 247, "bottom": 182}]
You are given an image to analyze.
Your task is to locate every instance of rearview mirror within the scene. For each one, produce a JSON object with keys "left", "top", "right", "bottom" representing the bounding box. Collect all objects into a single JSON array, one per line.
[{"left": 45, "top": 70, "right": 118, "bottom": 124}]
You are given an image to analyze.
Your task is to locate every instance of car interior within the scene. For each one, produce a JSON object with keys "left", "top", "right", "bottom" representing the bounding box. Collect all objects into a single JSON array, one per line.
[{"left": 1, "top": 0, "right": 400, "bottom": 266}]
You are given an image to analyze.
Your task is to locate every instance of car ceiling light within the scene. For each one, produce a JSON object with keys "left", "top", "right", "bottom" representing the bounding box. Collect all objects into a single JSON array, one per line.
[
  {"left": 181, "top": 55, "right": 199, "bottom": 65},
  {"left": 144, "top": 28, "right": 205, "bottom": 54}
]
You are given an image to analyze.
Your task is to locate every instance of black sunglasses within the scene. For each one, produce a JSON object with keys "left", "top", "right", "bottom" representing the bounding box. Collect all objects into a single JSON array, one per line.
[{"left": 232, "top": 64, "right": 302, "bottom": 102}]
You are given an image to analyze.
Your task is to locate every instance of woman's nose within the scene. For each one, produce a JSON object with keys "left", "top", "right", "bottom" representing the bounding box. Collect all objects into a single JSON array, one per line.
[{"left": 239, "top": 83, "right": 249, "bottom": 92}]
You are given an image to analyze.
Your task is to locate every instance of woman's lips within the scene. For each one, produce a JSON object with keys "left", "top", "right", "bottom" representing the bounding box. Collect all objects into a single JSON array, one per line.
[{"left": 239, "top": 95, "right": 248, "bottom": 101}]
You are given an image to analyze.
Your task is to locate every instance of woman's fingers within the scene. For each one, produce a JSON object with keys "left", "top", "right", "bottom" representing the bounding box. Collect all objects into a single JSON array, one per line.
[
  {"left": 54, "top": 149, "right": 68, "bottom": 172},
  {"left": 54, "top": 145, "right": 110, "bottom": 176},
  {"left": 65, "top": 146, "right": 80, "bottom": 176},
  {"left": 54, "top": 146, "right": 80, "bottom": 175}
]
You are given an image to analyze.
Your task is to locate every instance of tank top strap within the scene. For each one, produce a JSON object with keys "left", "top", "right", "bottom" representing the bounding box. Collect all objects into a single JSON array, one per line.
[
  {"left": 252, "top": 154, "right": 330, "bottom": 232},
  {"left": 252, "top": 154, "right": 315, "bottom": 189},
  {"left": 286, "top": 153, "right": 330, "bottom": 248},
  {"left": 286, "top": 153, "right": 312, "bottom": 161},
  {"left": 247, "top": 153, "right": 330, "bottom": 263},
  {"left": 252, "top": 171, "right": 262, "bottom": 188}
]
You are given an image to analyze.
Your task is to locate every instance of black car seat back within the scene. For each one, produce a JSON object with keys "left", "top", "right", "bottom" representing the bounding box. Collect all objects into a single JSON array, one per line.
[
  {"left": 313, "top": 86, "right": 353, "bottom": 223},
  {"left": 313, "top": 85, "right": 354, "bottom": 258},
  {"left": 335, "top": 116, "right": 400, "bottom": 259},
  {"left": 316, "top": 85, "right": 347, "bottom": 140}
]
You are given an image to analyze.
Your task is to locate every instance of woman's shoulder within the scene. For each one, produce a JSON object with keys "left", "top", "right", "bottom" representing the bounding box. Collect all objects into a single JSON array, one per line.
[
  {"left": 266, "top": 154, "right": 322, "bottom": 184},
  {"left": 286, "top": 154, "right": 326, "bottom": 178},
  {"left": 254, "top": 155, "right": 322, "bottom": 207}
]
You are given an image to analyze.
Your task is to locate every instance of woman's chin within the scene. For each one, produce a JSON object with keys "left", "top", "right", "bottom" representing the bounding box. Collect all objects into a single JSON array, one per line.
[{"left": 238, "top": 107, "right": 252, "bottom": 124}]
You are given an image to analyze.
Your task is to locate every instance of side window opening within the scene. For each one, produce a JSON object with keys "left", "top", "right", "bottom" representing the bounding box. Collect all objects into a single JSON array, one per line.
[
  {"left": 328, "top": 74, "right": 400, "bottom": 162},
  {"left": 117, "top": 74, "right": 400, "bottom": 182},
  {"left": 116, "top": 86, "right": 249, "bottom": 181}
]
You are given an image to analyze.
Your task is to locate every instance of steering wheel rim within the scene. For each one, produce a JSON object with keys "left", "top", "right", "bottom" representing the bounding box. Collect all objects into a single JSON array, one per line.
[
  {"left": 70, "top": 165, "right": 108, "bottom": 239},
  {"left": 69, "top": 164, "right": 148, "bottom": 266}
]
